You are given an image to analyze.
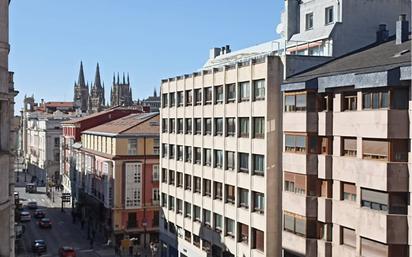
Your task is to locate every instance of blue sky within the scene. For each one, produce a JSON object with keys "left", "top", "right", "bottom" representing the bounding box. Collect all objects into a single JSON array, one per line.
[{"left": 10, "top": 1, "right": 283, "bottom": 112}]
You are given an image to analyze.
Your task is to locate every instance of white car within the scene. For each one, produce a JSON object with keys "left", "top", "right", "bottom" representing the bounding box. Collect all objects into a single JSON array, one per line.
[{"left": 20, "top": 211, "right": 31, "bottom": 222}]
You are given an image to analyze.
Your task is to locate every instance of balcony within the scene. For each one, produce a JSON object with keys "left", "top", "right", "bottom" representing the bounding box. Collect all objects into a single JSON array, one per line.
[
  {"left": 283, "top": 112, "right": 318, "bottom": 133},
  {"left": 333, "top": 109, "right": 408, "bottom": 138},
  {"left": 318, "top": 111, "right": 333, "bottom": 136},
  {"left": 317, "top": 240, "right": 332, "bottom": 257},
  {"left": 317, "top": 197, "right": 332, "bottom": 223},
  {"left": 283, "top": 192, "right": 317, "bottom": 218},
  {"left": 283, "top": 152, "right": 317, "bottom": 175},
  {"left": 359, "top": 207, "right": 408, "bottom": 244},
  {"left": 333, "top": 157, "right": 408, "bottom": 192},
  {"left": 317, "top": 155, "right": 332, "bottom": 179},
  {"left": 282, "top": 231, "right": 317, "bottom": 257}
]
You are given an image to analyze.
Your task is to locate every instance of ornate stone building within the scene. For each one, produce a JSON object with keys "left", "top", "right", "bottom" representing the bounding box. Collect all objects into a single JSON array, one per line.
[
  {"left": 73, "top": 62, "right": 89, "bottom": 113},
  {"left": 88, "top": 63, "right": 105, "bottom": 113},
  {"left": 110, "top": 73, "right": 133, "bottom": 107}
]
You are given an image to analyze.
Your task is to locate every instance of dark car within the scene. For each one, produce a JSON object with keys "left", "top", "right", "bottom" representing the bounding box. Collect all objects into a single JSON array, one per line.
[
  {"left": 32, "top": 240, "right": 47, "bottom": 253},
  {"left": 34, "top": 209, "right": 46, "bottom": 219},
  {"left": 38, "top": 218, "right": 52, "bottom": 228},
  {"left": 27, "top": 201, "right": 38, "bottom": 209},
  {"left": 58, "top": 246, "right": 76, "bottom": 257}
]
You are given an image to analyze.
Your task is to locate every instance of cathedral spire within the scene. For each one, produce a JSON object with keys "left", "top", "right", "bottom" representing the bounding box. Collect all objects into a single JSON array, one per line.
[
  {"left": 113, "top": 73, "right": 115, "bottom": 84},
  {"left": 154, "top": 88, "right": 157, "bottom": 97},
  {"left": 127, "top": 73, "right": 130, "bottom": 85},
  {"left": 94, "top": 62, "right": 102, "bottom": 89},
  {"left": 78, "top": 61, "right": 86, "bottom": 87},
  {"left": 122, "top": 72, "right": 126, "bottom": 84},
  {"left": 117, "top": 73, "right": 120, "bottom": 84}
]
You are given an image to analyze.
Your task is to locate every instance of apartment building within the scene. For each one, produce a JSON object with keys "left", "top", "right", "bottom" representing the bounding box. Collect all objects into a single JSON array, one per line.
[
  {"left": 77, "top": 113, "right": 160, "bottom": 248},
  {"left": 160, "top": 55, "right": 283, "bottom": 257},
  {"left": 281, "top": 16, "right": 411, "bottom": 257}
]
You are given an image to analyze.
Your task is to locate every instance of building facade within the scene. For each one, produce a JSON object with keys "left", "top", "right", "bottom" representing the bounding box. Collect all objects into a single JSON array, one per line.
[
  {"left": 140, "top": 89, "right": 161, "bottom": 112},
  {"left": 111, "top": 73, "right": 133, "bottom": 107},
  {"left": 281, "top": 17, "right": 411, "bottom": 257},
  {"left": 75, "top": 113, "right": 160, "bottom": 250},
  {"left": 159, "top": 56, "right": 283, "bottom": 257},
  {"left": 0, "top": 1, "right": 18, "bottom": 256}
]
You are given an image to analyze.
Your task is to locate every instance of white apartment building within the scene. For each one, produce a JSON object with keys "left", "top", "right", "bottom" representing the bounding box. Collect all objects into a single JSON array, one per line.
[
  {"left": 281, "top": 16, "right": 411, "bottom": 257},
  {"left": 160, "top": 56, "right": 283, "bottom": 257}
]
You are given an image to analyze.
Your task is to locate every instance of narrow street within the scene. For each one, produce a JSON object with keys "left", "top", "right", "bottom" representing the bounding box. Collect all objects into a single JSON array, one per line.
[{"left": 15, "top": 172, "right": 115, "bottom": 257}]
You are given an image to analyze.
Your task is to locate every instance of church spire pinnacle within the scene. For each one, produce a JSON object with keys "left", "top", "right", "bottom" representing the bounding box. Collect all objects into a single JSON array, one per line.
[
  {"left": 122, "top": 72, "right": 126, "bottom": 84},
  {"left": 127, "top": 73, "right": 130, "bottom": 85},
  {"left": 78, "top": 61, "right": 86, "bottom": 87},
  {"left": 94, "top": 62, "right": 102, "bottom": 89}
]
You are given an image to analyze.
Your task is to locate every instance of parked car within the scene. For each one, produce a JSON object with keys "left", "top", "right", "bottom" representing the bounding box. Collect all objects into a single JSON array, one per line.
[
  {"left": 25, "top": 183, "right": 37, "bottom": 193},
  {"left": 20, "top": 211, "right": 31, "bottom": 222},
  {"left": 34, "top": 209, "right": 46, "bottom": 219},
  {"left": 58, "top": 246, "right": 76, "bottom": 257},
  {"left": 27, "top": 201, "right": 38, "bottom": 209},
  {"left": 38, "top": 218, "right": 52, "bottom": 229},
  {"left": 32, "top": 240, "right": 47, "bottom": 253}
]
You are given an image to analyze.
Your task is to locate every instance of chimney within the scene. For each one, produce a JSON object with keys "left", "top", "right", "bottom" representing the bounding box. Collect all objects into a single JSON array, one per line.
[
  {"left": 221, "top": 46, "right": 226, "bottom": 55},
  {"left": 225, "top": 45, "right": 231, "bottom": 54},
  {"left": 209, "top": 48, "right": 221, "bottom": 59},
  {"left": 396, "top": 14, "right": 409, "bottom": 44},
  {"left": 376, "top": 24, "right": 389, "bottom": 43}
]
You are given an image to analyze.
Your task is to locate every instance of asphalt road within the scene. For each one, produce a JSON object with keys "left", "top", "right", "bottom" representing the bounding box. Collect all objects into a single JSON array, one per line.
[{"left": 15, "top": 173, "right": 115, "bottom": 257}]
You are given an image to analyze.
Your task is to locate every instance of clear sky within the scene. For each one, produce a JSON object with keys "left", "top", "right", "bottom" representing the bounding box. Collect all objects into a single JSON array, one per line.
[{"left": 9, "top": 1, "right": 283, "bottom": 112}]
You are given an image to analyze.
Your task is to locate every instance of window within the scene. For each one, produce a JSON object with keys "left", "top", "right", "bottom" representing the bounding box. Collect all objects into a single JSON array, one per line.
[
  {"left": 361, "top": 237, "right": 388, "bottom": 257},
  {"left": 320, "top": 137, "right": 333, "bottom": 155},
  {"left": 169, "top": 222, "right": 176, "bottom": 234},
  {"left": 177, "top": 119, "right": 183, "bottom": 134},
  {"left": 177, "top": 91, "right": 184, "bottom": 106},
  {"left": 127, "top": 139, "right": 137, "bottom": 155},
  {"left": 193, "top": 205, "right": 201, "bottom": 222},
  {"left": 184, "top": 229, "right": 190, "bottom": 242},
  {"left": 176, "top": 199, "right": 183, "bottom": 214},
  {"left": 194, "top": 147, "right": 201, "bottom": 164},
  {"left": 285, "top": 134, "right": 306, "bottom": 153},
  {"left": 320, "top": 179, "right": 333, "bottom": 198},
  {"left": 226, "top": 118, "right": 236, "bottom": 136},
  {"left": 202, "top": 239, "right": 211, "bottom": 252},
  {"left": 361, "top": 188, "right": 388, "bottom": 212},
  {"left": 283, "top": 212, "right": 307, "bottom": 236},
  {"left": 204, "top": 118, "right": 212, "bottom": 135},
  {"left": 185, "top": 90, "right": 192, "bottom": 106},
  {"left": 54, "top": 137, "right": 60, "bottom": 147},
  {"left": 162, "top": 94, "right": 168, "bottom": 108},
  {"left": 215, "top": 85, "right": 223, "bottom": 104},
  {"left": 153, "top": 138, "right": 160, "bottom": 155},
  {"left": 239, "top": 81, "right": 250, "bottom": 102},
  {"left": 238, "top": 118, "right": 249, "bottom": 138},
  {"left": 226, "top": 151, "right": 235, "bottom": 170},
  {"left": 177, "top": 145, "right": 183, "bottom": 160},
  {"left": 169, "top": 119, "right": 175, "bottom": 133},
  {"left": 214, "top": 213, "right": 222, "bottom": 232},
  {"left": 214, "top": 150, "right": 223, "bottom": 169},
  {"left": 203, "top": 209, "right": 211, "bottom": 227},
  {"left": 225, "top": 218, "right": 235, "bottom": 238},
  {"left": 285, "top": 93, "right": 306, "bottom": 112},
  {"left": 161, "top": 193, "right": 167, "bottom": 207},
  {"left": 341, "top": 227, "right": 355, "bottom": 248},
  {"left": 306, "top": 12, "right": 313, "bottom": 30},
  {"left": 161, "top": 168, "right": 167, "bottom": 183},
  {"left": 161, "top": 144, "right": 167, "bottom": 158},
  {"left": 390, "top": 139, "right": 409, "bottom": 162},
  {"left": 253, "top": 117, "right": 265, "bottom": 138},
  {"left": 253, "top": 79, "right": 265, "bottom": 101},
  {"left": 193, "top": 234, "right": 200, "bottom": 247},
  {"left": 127, "top": 212, "right": 137, "bottom": 228},
  {"left": 185, "top": 118, "right": 192, "bottom": 134},
  {"left": 168, "top": 170, "right": 175, "bottom": 185},
  {"left": 185, "top": 146, "right": 192, "bottom": 163},
  {"left": 253, "top": 154, "right": 264, "bottom": 176},
  {"left": 318, "top": 94, "right": 333, "bottom": 112},
  {"left": 362, "top": 139, "right": 388, "bottom": 160},
  {"left": 252, "top": 228, "right": 264, "bottom": 252},
  {"left": 162, "top": 118, "right": 168, "bottom": 133},
  {"left": 238, "top": 223, "right": 249, "bottom": 244},
  {"left": 169, "top": 144, "right": 175, "bottom": 159},
  {"left": 214, "top": 182, "right": 223, "bottom": 200},
  {"left": 194, "top": 176, "right": 201, "bottom": 193},
  {"left": 152, "top": 165, "right": 159, "bottom": 181},
  {"left": 343, "top": 93, "right": 357, "bottom": 111},
  {"left": 253, "top": 192, "right": 264, "bottom": 214},
  {"left": 194, "top": 118, "right": 202, "bottom": 135},
  {"left": 176, "top": 172, "right": 183, "bottom": 188},
  {"left": 203, "top": 179, "right": 211, "bottom": 197},
  {"left": 362, "top": 91, "right": 389, "bottom": 110},
  {"left": 184, "top": 202, "right": 191, "bottom": 218},
  {"left": 238, "top": 188, "right": 249, "bottom": 209},
  {"left": 225, "top": 185, "right": 235, "bottom": 204},
  {"left": 184, "top": 174, "right": 191, "bottom": 190},
  {"left": 226, "top": 84, "right": 236, "bottom": 103},
  {"left": 214, "top": 118, "right": 223, "bottom": 136},
  {"left": 342, "top": 137, "right": 357, "bottom": 157},
  {"left": 204, "top": 87, "right": 212, "bottom": 105},
  {"left": 284, "top": 172, "right": 306, "bottom": 195},
  {"left": 152, "top": 189, "right": 160, "bottom": 204},
  {"left": 168, "top": 196, "right": 175, "bottom": 210},
  {"left": 325, "top": 6, "right": 334, "bottom": 24},
  {"left": 194, "top": 89, "right": 202, "bottom": 105},
  {"left": 169, "top": 92, "right": 175, "bottom": 107},
  {"left": 238, "top": 153, "right": 249, "bottom": 173}
]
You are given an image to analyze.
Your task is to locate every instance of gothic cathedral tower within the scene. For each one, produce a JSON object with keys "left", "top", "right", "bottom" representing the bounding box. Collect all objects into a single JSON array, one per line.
[
  {"left": 88, "top": 63, "right": 105, "bottom": 113},
  {"left": 110, "top": 73, "right": 133, "bottom": 107},
  {"left": 73, "top": 61, "right": 89, "bottom": 113}
]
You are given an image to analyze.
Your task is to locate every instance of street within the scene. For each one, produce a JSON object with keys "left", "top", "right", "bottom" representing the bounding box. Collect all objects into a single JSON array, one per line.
[{"left": 15, "top": 172, "right": 115, "bottom": 257}]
